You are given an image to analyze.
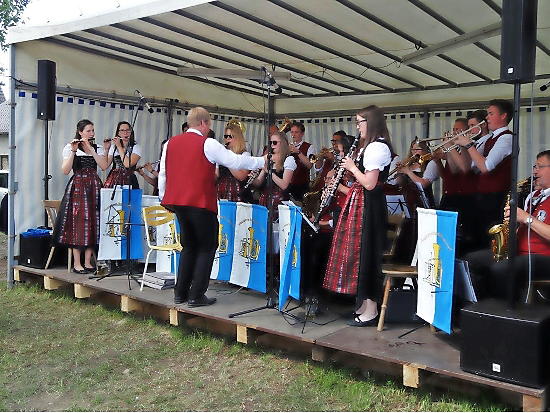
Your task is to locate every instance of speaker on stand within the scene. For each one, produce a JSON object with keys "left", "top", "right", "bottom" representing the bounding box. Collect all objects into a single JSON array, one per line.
[
  {"left": 37, "top": 60, "right": 56, "bottom": 225},
  {"left": 461, "top": 0, "right": 543, "bottom": 389}
]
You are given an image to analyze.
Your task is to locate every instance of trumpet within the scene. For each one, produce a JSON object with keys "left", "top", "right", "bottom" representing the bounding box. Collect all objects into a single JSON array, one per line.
[
  {"left": 309, "top": 147, "right": 337, "bottom": 163},
  {"left": 420, "top": 121, "right": 486, "bottom": 154}
]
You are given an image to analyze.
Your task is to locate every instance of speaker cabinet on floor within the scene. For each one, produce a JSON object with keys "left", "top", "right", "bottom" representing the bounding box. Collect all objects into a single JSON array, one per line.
[
  {"left": 500, "top": 0, "right": 537, "bottom": 84},
  {"left": 37, "top": 59, "right": 56, "bottom": 120},
  {"left": 461, "top": 299, "right": 550, "bottom": 388}
]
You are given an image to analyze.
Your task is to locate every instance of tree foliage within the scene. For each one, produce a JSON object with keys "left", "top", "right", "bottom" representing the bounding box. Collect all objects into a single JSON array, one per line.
[{"left": 0, "top": 0, "right": 30, "bottom": 50}]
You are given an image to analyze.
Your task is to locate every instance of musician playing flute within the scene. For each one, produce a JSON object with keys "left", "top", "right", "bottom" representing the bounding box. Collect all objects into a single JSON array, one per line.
[
  {"left": 53, "top": 119, "right": 109, "bottom": 274},
  {"left": 216, "top": 123, "right": 250, "bottom": 202},
  {"left": 323, "top": 106, "right": 393, "bottom": 327},
  {"left": 104, "top": 121, "right": 142, "bottom": 189},
  {"left": 464, "top": 151, "right": 550, "bottom": 301}
]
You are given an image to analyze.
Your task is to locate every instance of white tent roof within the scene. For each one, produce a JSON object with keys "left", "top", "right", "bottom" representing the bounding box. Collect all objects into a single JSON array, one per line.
[{"left": 8, "top": 0, "right": 550, "bottom": 116}]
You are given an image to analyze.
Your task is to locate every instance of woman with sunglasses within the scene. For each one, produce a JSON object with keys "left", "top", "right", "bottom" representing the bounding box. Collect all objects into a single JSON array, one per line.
[
  {"left": 323, "top": 106, "right": 393, "bottom": 327},
  {"left": 104, "top": 121, "right": 142, "bottom": 189},
  {"left": 251, "top": 131, "right": 296, "bottom": 220},
  {"left": 53, "top": 119, "right": 110, "bottom": 274},
  {"left": 216, "top": 124, "right": 250, "bottom": 201}
]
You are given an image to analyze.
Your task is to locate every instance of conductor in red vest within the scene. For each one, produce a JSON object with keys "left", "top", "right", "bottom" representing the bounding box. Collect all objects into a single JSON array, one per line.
[{"left": 158, "top": 107, "right": 266, "bottom": 307}]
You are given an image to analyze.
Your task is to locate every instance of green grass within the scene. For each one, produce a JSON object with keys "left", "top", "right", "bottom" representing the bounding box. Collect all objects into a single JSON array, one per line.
[{"left": 0, "top": 281, "right": 513, "bottom": 411}]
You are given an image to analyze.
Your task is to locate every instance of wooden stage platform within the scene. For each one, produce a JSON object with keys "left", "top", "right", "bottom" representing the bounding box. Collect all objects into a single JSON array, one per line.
[{"left": 13, "top": 264, "right": 548, "bottom": 411}]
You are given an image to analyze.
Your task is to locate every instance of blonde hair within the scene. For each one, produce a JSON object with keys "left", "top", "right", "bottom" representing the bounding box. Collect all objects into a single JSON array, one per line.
[
  {"left": 225, "top": 125, "right": 246, "bottom": 154},
  {"left": 272, "top": 132, "right": 289, "bottom": 172},
  {"left": 187, "top": 107, "right": 210, "bottom": 128}
]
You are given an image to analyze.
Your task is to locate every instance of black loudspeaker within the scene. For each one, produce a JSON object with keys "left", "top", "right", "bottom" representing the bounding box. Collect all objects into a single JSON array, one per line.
[
  {"left": 37, "top": 59, "right": 56, "bottom": 120},
  {"left": 500, "top": 0, "right": 537, "bottom": 84},
  {"left": 461, "top": 299, "right": 550, "bottom": 388}
]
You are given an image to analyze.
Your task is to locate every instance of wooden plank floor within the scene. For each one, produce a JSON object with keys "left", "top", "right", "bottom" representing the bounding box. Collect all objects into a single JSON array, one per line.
[{"left": 13, "top": 264, "right": 548, "bottom": 411}]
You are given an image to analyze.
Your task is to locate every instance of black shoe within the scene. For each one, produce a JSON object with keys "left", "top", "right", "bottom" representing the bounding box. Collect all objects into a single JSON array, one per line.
[
  {"left": 72, "top": 268, "right": 87, "bottom": 275},
  {"left": 347, "top": 314, "right": 379, "bottom": 327},
  {"left": 188, "top": 295, "right": 217, "bottom": 307},
  {"left": 84, "top": 266, "right": 96, "bottom": 273},
  {"left": 174, "top": 294, "right": 188, "bottom": 305}
]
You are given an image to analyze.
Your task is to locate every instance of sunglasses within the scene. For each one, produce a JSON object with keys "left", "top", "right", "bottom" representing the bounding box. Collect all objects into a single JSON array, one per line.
[
  {"left": 270, "top": 141, "right": 280, "bottom": 145},
  {"left": 223, "top": 134, "right": 233, "bottom": 139}
]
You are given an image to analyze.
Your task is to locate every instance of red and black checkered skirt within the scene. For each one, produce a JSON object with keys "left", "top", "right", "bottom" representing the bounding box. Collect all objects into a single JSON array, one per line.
[
  {"left": 104, "top": 168, "right": 139, "bottom": 189},
  {"left": 53, "top": 168, "right": 103, "bottom": 248},
  {"left": 259, "top": 186, "right": 287, "bottom": 221},
  {"left": 323, "top": 182, "right": 364, "bottom": 294},
  {"left": 216, "top": 173, "right": 242, "bottom": 202}
]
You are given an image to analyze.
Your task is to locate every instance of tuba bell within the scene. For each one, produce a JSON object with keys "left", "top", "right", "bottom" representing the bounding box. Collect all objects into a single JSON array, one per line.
[{"left": 278, "top": 116, "right": 292, "bottom": 133}]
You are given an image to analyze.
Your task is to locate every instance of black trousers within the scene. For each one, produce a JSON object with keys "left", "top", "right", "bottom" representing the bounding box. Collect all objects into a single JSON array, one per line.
[
  {"left": 172, "top": 206, "right": 218, "bottom": 300},
  {"left": 466, "top": 249, "right": 550, "bottom": 301}
]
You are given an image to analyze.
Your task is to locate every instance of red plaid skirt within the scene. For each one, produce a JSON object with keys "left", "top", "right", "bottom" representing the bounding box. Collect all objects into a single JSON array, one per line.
[
  {"left": 53, "top": 168, "right": 103, "bottom": 247},
  {"left": 260, "top": 186, "right": 286, "bottom": 221},
  {"left": 216, "top": 174, "right": 242, "bottom": 202},
  {"left": 104, "top": 168, "right": 139, "bottom": 189},
  {"left": 323, "top": 182, "right": 364, "bottom": 294}
]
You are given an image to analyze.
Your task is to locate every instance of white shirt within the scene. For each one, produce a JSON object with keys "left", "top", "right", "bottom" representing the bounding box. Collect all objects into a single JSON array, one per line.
[
  {"left": 472, "top": 127, "right": 512, "bottom": 172},
  {"left": 363, "top": 141, "right": 392, "bottom": 171},
  {"left": 158, "top": 128, "right": 265, "bottom": 199},
  {"left": 216, "top": 151, "right": 251, "bottom": 169},
  {"left": 108, "top": 143, "right": 143, "bottom": 158},
  {"left": 414, "top": 160, "right": 439, "bottom": 183},
  {"left": 284, "top": 156, "right": 298, "bottom": 171},
  {"left": 293, "top": 140, "right": 316, "bottom": 159},
  {"left": 62, "top": 143, "right": 105, "bottom": 159}
]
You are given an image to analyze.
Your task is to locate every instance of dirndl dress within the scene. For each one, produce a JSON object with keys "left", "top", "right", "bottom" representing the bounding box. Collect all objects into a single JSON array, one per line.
[
  {"left": 259, "top": 168, "right": 288, "bottom": 221},
  {"left": 104, "top": 155, "right": 139, "bottom": 189},
  {"left": 53, "top": 154, "right": 103, "bottom": 248},
  {"left": 323, "top": 141, "right": 390, "bottom": 307},
  {"left": 216, "top": 165, "right": 242, "bottom": 201}
]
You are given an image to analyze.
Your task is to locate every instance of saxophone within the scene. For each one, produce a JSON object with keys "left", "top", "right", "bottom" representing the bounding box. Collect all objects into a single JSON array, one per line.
[{"left": 488, "top": 178, "right": 531, "bottom": 261}]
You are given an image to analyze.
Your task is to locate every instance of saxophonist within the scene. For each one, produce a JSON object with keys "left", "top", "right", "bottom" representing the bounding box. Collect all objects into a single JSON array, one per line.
[{"left": 464, "top": 150, "right": 550, "bottom": 301}]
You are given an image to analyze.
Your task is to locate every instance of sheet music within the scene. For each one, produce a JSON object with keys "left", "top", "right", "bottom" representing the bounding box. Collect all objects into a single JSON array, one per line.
[
  {"left": 454, "top": 259, "right": 477, "bottom": 302},
  {"left": 386, "top": 195, "right": 410, "bottom": 218},
  {"left": 415, "top": 182, "right": 431, "bottom": 208},
  {"left": 283, "top": 200, "right": 319, "bottom": 232}
]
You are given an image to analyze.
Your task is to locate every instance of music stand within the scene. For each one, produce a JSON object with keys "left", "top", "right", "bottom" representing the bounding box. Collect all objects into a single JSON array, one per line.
[{"left": 90, "top": 96, "right": 144, "bottom": 289}]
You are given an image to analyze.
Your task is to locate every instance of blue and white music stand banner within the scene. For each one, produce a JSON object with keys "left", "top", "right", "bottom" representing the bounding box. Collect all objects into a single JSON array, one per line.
[
  {"left": 98, "top": 188, "right": 143, "bottom": 260},
  {"left": 416, "top": 208, "right": 458, "bottom": 334},
  {"left": 278, "top": 204, "right": 302, "bottom": 311},
  {"left": 229, "top": 202, "right": 268, "bottom": 292},
  {"left": 210, "top": 201, "right": 237, "bottom": 281}
]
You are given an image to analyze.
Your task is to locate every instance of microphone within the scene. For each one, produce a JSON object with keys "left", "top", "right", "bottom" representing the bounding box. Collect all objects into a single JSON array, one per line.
[
  {"left": 136, "top": 90, "right": 154, "bottom": 113},
  {"left": 540, "top": 81, "right": 550, "bottom": 92},
  {"left": 261, "top": 67, "right": 283, "bottom": 94}
]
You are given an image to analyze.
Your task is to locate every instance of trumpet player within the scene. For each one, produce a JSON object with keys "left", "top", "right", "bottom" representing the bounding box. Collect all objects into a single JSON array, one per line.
[
  {"left": 454, "top": 99, "right": 514, "bottom": 250},
  {"left": 396, "top": 138, "right": 439, "bottom": 208},
  {"left": 464, "top": 151, "right": 550, "bottom": 302},
  {"left": 288, "top": 122, "right": 316, "bottom": 202},
  {"left": 310, "top": 130, "right": 346, "bottom": 192}
]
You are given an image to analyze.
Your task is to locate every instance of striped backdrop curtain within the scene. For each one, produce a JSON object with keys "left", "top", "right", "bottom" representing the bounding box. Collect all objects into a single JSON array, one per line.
[{"left": 12, "top": 91, "right": 550, "bottom": 242}]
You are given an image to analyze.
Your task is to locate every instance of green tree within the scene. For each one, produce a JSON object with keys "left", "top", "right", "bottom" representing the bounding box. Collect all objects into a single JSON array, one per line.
[{"left": 0, "top": 0, "right": 30, "bottom": 50}]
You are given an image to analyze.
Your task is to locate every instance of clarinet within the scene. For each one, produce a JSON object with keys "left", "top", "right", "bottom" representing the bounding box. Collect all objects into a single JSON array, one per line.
[
  {"left": 313, "top": 132, "right": 361, "bottom": 226},
  {"left": 241, "top": 168, "right": 262, "bottom": 191}
]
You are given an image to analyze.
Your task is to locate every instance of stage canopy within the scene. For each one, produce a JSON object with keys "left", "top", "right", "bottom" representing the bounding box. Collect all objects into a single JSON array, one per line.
[{"left": 8, "top": 0, "right": 550, "bottom": 118}]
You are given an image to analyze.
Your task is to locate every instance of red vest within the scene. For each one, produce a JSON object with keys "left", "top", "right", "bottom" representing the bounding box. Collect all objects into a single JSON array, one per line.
[
  {"left": 517, "top": 196, "right": 550, "bottom": 256},
  {"left": 290, "top": 141, "right": 311, "bottom": 186},
  {"left": 478, "top": 130, "right": 512, "bottom": 194},
  {"left": 161, "top": 132, "right": 217, "bottom": 213}
]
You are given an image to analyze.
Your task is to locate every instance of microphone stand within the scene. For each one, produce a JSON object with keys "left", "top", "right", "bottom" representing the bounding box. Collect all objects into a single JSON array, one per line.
[
  {"left": 229, "top": 70, "right": 278, "bottom": 317},
  {"left": 91, "top": 98, "right": 143, "bottom": 289}
]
